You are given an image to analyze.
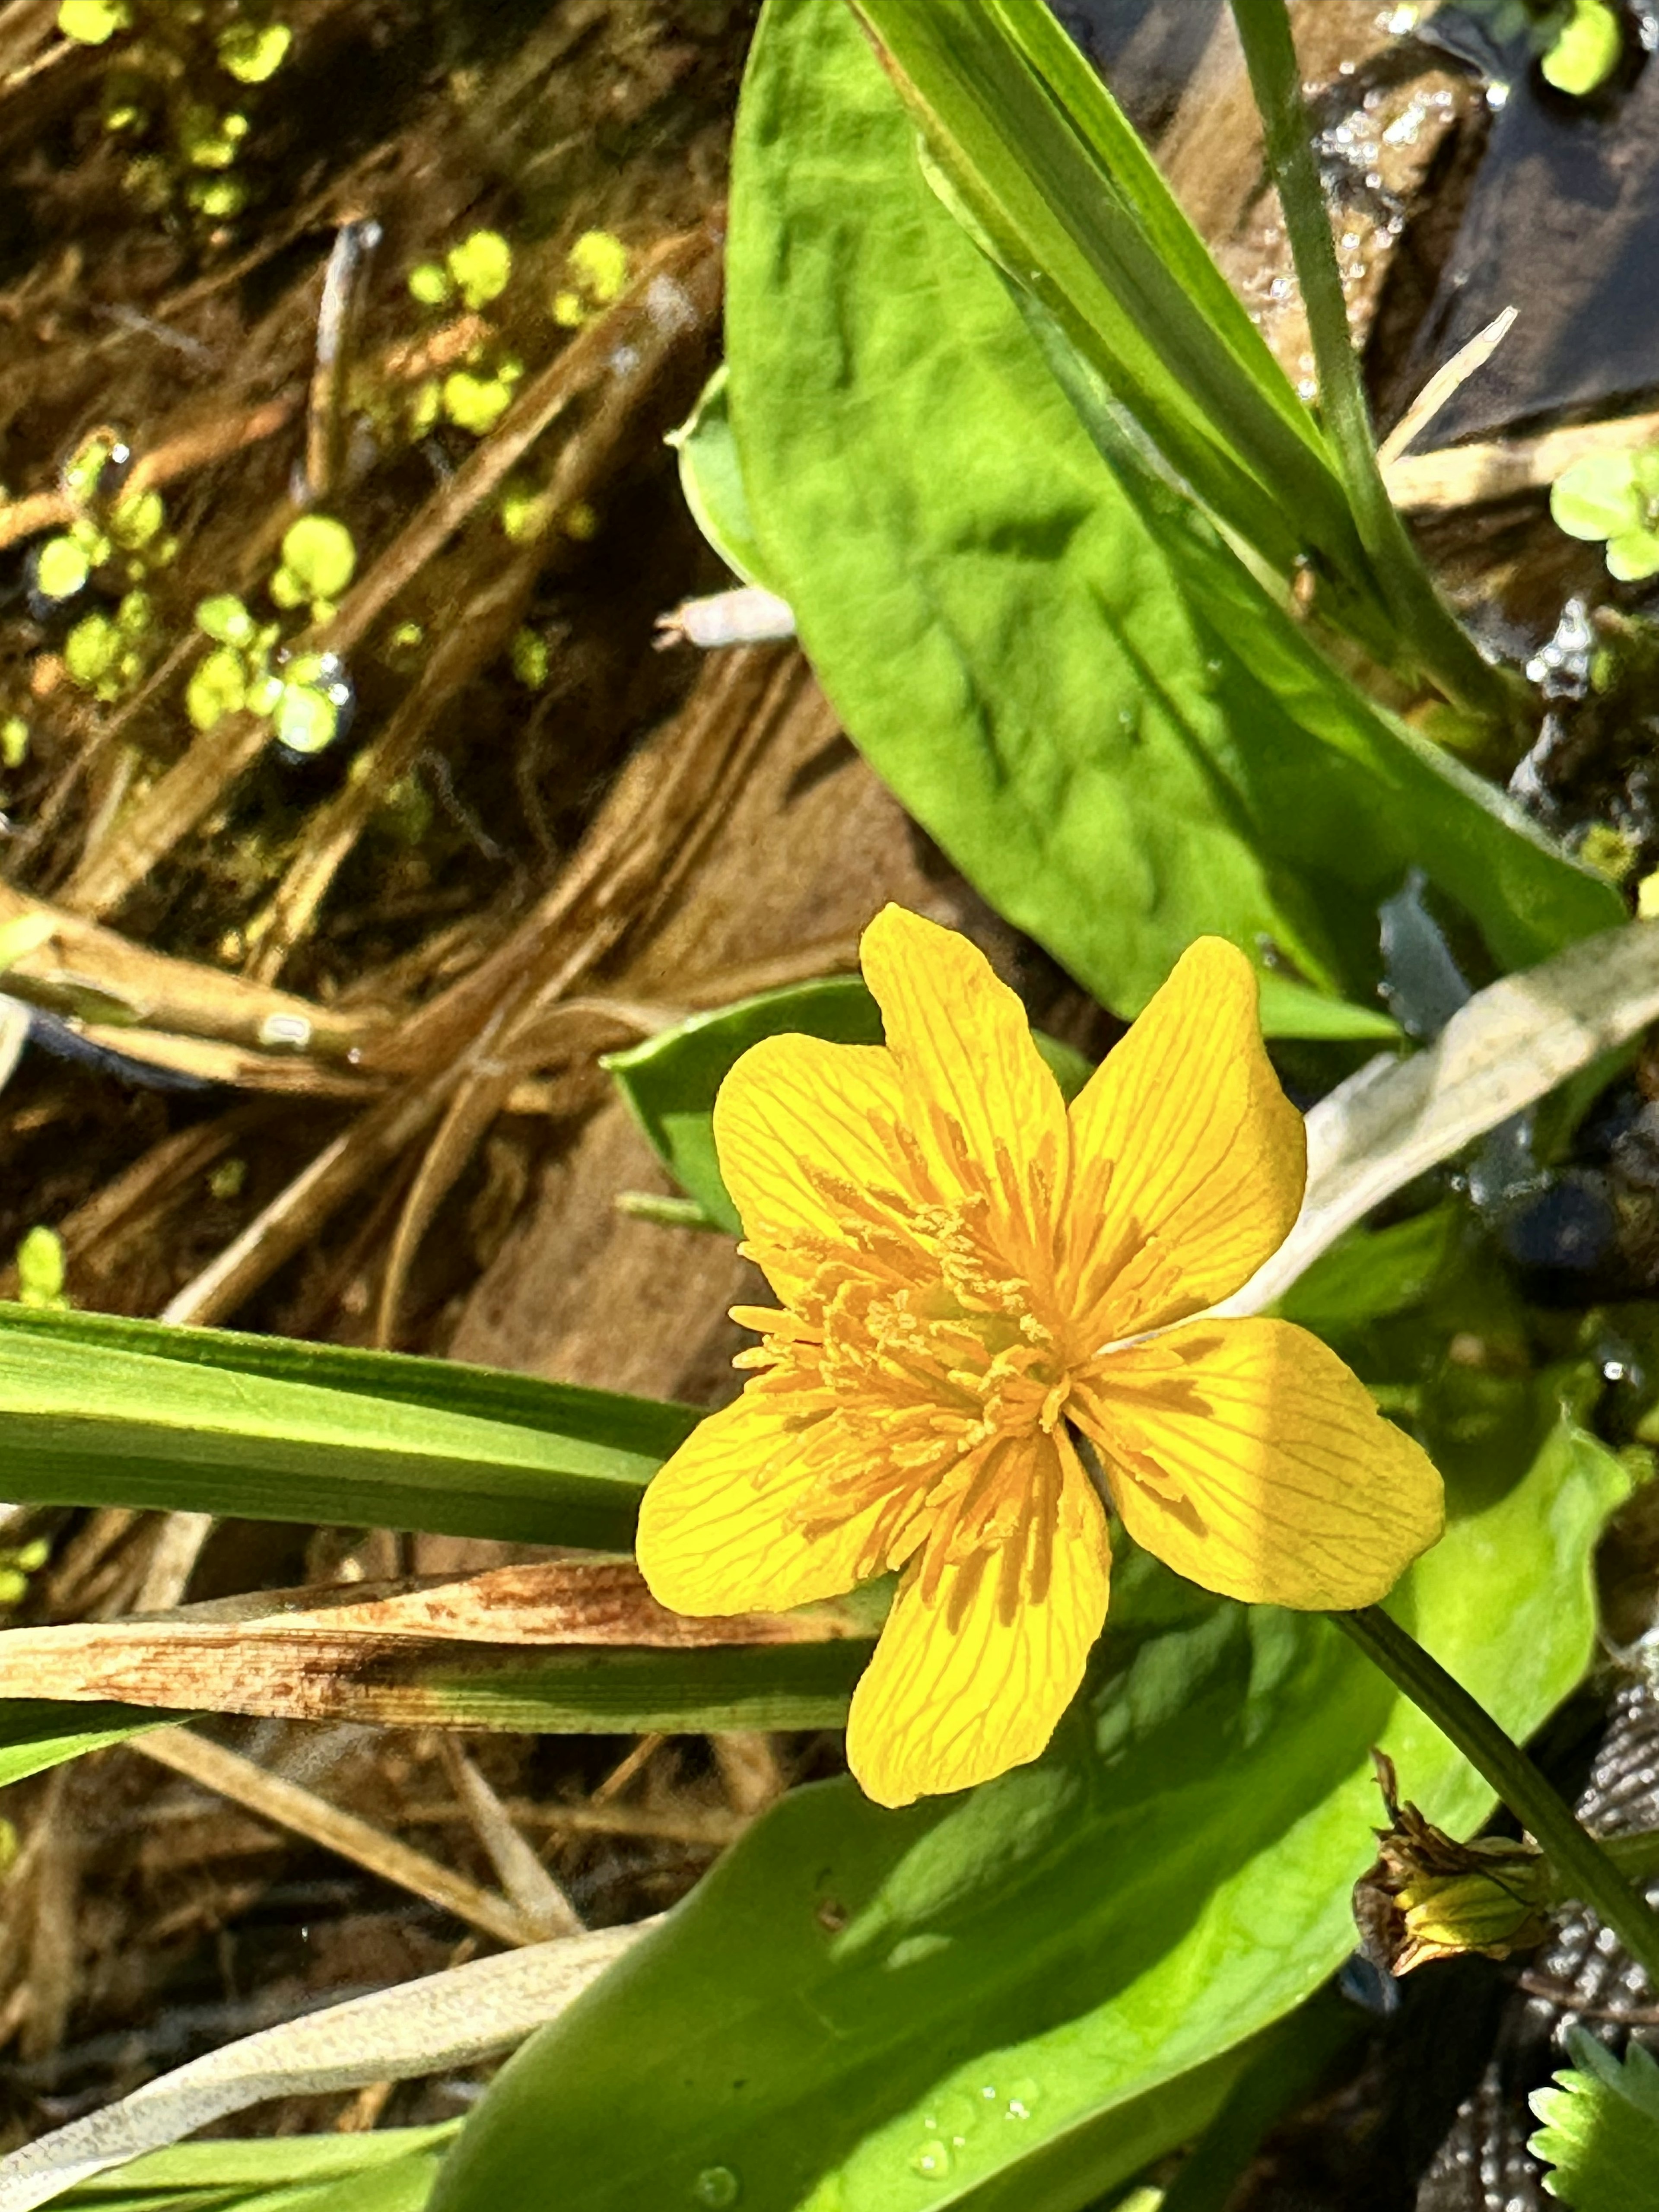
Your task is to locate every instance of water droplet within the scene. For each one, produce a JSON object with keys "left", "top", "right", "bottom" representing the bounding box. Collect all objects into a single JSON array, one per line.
[
  {"left": 909, "top": 2139, "right": 952, "bottom": 2180},
  {"left": 691, "top": 2168, "right": 741, "bottom": 2208},
  {"left": 928, "top": 2093, "right": 976, "bottom": 2138},
  {"left": 979, "top": 2082, "right": 999, "bottom": 2102},
  {"left": 259, "top": 1011, "right": 313, "bottom": 1051}
]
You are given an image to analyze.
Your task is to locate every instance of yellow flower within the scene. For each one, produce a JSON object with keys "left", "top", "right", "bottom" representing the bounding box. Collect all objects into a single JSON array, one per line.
[{"left": 636, "top": 906, "right": 1445, "bottom": 1808}]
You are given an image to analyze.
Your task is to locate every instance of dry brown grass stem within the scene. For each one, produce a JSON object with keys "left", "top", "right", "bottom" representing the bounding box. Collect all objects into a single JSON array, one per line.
[{"left": 133, "top": 1727, "right": 550, "bottom": 1950}]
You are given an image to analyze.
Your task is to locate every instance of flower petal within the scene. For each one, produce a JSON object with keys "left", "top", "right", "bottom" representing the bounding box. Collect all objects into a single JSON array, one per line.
[
  {"left": 1073, "top": 1318, "right": 1443, "bottom": 1610},
  {"left": 844, "top": 1428, "right": 1110, "bottom": 1807},
  {"left": 1062, "top": 938, "right": 1306, "bottom": 1341},
  {"left": 636, "top": 1387, "right": 885, "bottom": 1617},
  {"left": 859, "top": 904, "right": 1069, "bottom": 1226},
  {"left": 714, "top": 1032, "right": 910, "bottom": 1291}
]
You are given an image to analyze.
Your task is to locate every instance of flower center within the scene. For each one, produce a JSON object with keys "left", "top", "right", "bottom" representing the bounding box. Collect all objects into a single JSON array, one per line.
[{"left": 735, "top": 1172, "right": 1074, "bottom": 1582}]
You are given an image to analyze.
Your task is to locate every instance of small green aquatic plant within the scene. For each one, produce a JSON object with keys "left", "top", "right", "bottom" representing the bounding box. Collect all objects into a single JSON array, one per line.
[
  {"left": 60, "top": 0, "right": 295, "bottom": 228},
  {"left": 186, "top": 555, "right": 353, "bottom": 755},
  {"left": 1541, "top": 0, "right": 1624, "bottom": 94},
  {"left": 15, "top": 1225, "right": 68, "bottom": 1311},
  {"left": 1552, "top": 447, "right": 1659, "bottom": 581},
  {"left": 404, "top": 230, "right": 528, "bottom": 437},
  {"left": 552, "top": 228, "right": 630, "bottom": 326},
  {"left": 270, "top": 513, "right": 357, "bottom": 622}
]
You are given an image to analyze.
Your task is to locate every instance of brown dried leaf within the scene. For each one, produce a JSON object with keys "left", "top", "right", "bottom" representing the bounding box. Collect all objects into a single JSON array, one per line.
[{"left": 0, "top": 1558, "right": 872, "bottom": 1721}]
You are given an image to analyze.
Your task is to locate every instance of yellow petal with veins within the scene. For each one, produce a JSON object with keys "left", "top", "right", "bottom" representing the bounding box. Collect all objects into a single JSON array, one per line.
[
  {"left": 714, "top": 1033, "right": 909, "bottom": 1297},
  {"left": 845, "top": 1427, "right": 1110, "bottom": 1807},
  {"left": 1073, "top": 1317, "right": 1443, "bottom": 1609},
  {"left": 1062, "top": 938, "right": 1305, "bottom": 1344},
  {"left": 859, "top": 904, "right": 1070, "bottom": 1233},
  {"left": 636, "top": 1389, "right": 889, "bottom": 1617}
]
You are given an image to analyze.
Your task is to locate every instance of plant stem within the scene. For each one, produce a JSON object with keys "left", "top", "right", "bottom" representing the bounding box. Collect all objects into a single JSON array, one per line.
[
  {"left": 1333, "top": 1605, "right": 1659, "bottom": 1989},
  {"left": 1226, "top": 0, "right": 1522, "bottom": 731}
]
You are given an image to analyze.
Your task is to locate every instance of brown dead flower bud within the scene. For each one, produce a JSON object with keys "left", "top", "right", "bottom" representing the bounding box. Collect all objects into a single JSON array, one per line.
[{"left": 1353, "top": 1750, "right": 1554, "bottom": 1976}]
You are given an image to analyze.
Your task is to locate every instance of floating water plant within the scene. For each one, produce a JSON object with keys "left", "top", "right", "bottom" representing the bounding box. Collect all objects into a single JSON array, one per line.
[
  {"left": 552, "top": 228, "right": 630, "bottom": 327},
  {"left": 270, "top": 513, "right": 357, "bottom": 620},
  {"left": 57, "top": 0, "right": 130, "bottom": 42},
  {"left": 1552, "top": 446, "right": 1659, "bottom": 581},
  {"left": 1541, "top": 0, "right": 1624, "bottom": 93}
]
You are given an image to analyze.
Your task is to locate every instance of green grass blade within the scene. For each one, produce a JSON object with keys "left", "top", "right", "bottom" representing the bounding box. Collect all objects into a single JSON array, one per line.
[
  {"left": 0, "top": 1699, "right": 172, "bottom": 1787},
  {"left": 0, "top": 1305, "right": 696, "bottom": 1548},
  {"left": 845, "top": 0, "right": 1384, "bottom": 624}
]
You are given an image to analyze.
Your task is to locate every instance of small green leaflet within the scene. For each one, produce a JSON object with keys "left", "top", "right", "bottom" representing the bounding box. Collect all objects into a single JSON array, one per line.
[{"left": 1531, "top": 2028, "right": 1659, "bottom": 2209}]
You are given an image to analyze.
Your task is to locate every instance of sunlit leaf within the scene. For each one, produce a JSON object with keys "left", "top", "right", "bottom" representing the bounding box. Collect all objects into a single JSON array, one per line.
[
  {"left": 726, "top": 0, "right": 1618, "bottom": 1028},
  {"left": 845, "top": 0, "right": 1372, "bottom": 614},
  {"left": 0, "top": 1304, "right": 696, "bottom": 1548},
  {"left": 428, "top": 1399, "right": 1624, "bottom": 2212}
]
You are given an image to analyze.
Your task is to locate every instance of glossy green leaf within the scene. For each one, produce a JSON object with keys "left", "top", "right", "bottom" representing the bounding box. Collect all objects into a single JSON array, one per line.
[
  {"left": 726, "top": 0, "right": 1619, "bottom": 1026},
  {"left": 1272, "top": 1207, "right": 1460, "bottom": 1339},
  {"left": 430, "top": 1395, "right": 1624, "bottom": 2212},
  {"left": 606, "top": 979, "right": 1093, "bottom": 1233},
  {"left": 1529, "top": 2028, "right": 1659, "bottom": 2211},
  {"left": 0, "top": 1304, "right": 696, "bottom": 1548}
]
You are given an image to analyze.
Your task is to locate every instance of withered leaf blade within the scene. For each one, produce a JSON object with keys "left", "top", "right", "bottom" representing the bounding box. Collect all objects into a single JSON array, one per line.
[{"left": 0, "top": 1557, "right": 874, "bottom": 1726}]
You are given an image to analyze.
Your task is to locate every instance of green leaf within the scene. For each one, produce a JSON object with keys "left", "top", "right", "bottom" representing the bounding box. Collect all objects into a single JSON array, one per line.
[
  {"left": 1529, "top": 2028, "right": 1659, "bottom": 2210},
  {"left": 669, "top": 366, "right": 776, "bottom": 590},
  {"left": 842, "top": 0, "right": 1377, "bottom": 621},
  {"left": 1252, "top": 980, "right": 1400, "bottom": 1042},
  {"left": 1605, "top": 530, "right": 1659, "bottom": 584},
  {"left": 1540, "top": 0, "right": 1624, "bottom": 95},
  {"left": 62, "top": 2127, "right": 456, "bottom": 2210},
  {"left": 1273, "top": 1206, "right": 1460, "bottom": 1339},
  {"left": 0, "top": 1303, "right": 696, "bottom": 1548},
  {"left": 607, "top": 979, "right": 1092, "bottom": 1233},
  {"left": 1551, "top": 453, "right": 1645, "bottom": 543},
  {"left": 0, "top": 1641, "right": 870, "bottom": 1751},
  {"left": 608, "top": 980, "right": 882, "bottom": 1232},
  {"left": 0, "top": 1698, "right": 169, "bottom": 1789},
  {"left": 416, "top": 1639, "right": 868, "bottom": 1734},
  {"left": 1028, "top": 322, "right": 1624, "bottom": 979},
  {"left": 726, "top": 0, "right": 1620, "bottom": 1023},
  {"left": 429, "top": 1397, "right": 1624, "bottom": 2212}
]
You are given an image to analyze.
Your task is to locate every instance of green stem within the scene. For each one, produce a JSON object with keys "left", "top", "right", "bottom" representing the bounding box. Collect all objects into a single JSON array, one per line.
[
  {"left": 1226, "top": 0, "right": 1522, "bottom": 731},
  {"left": 1333, "top": 1605, "right": 1659, "bottom": 1989}
]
